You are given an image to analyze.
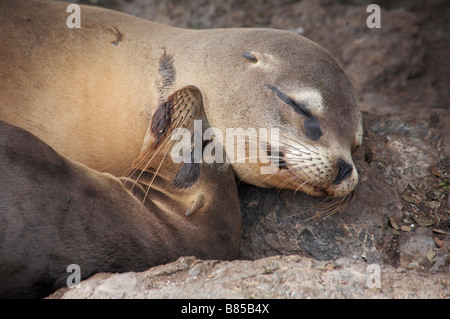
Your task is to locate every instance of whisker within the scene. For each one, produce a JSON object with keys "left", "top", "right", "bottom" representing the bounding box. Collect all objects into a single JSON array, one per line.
[
  {"left": 140, "top": 140, "right": 176, "bottom": 209},
  {"left": 282, "top": 135, "right": 319, "bottom": 154},
  {"left": 126, "top": 112, "right": 188, "bottom": 193},
  {"left": 129, "top": 107, "right": 199, "bottom": 208},
  {"left": 225, "top": 136, "right": 315, "bottom": 158},
  {"left": 276, "top": 174, "right": 303, "bottom": 191},
  {"left": 296, "top": 189, "right": 356, "bottom": 224},
  {"left": 255, "top": 166, "right": 315, "bottom": 189},
  {"left": 139, "top": 114, "right": 198, "bottom": 208}
]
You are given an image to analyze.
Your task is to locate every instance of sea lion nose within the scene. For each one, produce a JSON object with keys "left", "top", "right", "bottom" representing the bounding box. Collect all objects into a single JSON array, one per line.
[{"left": 333, "top": 158, "right": 353, "bottom": 184}]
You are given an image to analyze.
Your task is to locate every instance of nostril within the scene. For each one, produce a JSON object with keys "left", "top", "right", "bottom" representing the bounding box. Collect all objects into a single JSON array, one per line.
[{"left": 333, "top": 158, "right": 353, "bottom": 184}]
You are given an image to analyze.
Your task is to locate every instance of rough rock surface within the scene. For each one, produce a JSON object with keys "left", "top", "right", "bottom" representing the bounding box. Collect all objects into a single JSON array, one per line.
[
  {"left": 53, "top": 0, "right": 449, "bottom": 298},
  {"left": 48, "top": 256, "right": 449, "bottom": 299}
]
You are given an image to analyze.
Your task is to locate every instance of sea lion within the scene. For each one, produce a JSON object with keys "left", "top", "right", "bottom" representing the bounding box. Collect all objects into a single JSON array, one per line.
[
  {"left": 0, "top": 0, "right": 363, "bottom": 200},
  {"left": 0, "top": 87, "right": 241, "bottom": 299}
]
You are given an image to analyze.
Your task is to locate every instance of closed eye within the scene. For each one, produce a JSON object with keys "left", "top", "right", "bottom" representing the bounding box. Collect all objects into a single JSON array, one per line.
[
  {"left": 266, "top": 85, "right": 312, "bottom": 118},
  {"left": 266, "top": 84, "right": 322, "bottom": 141}
]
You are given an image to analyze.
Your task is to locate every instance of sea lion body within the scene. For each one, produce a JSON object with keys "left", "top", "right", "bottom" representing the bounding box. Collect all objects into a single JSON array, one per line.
[
  {"left": 0, "top": 87, "right": 241, "bottom": 298},
  {"left": 0, "top": 0, "right": 363, "bottom": 198}
]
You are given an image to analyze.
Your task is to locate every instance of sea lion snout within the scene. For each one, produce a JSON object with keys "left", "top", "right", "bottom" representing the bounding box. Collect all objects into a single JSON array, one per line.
[{"left": 333, "top": 158, "right": 353, "bottom": 185}]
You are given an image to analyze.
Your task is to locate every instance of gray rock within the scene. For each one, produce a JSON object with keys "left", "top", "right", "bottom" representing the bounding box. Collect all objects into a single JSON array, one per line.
[
  {"left": 399, "top": 228, "right": 439, "bottom": 268},
  {"left": 48, "top": 256, "right": 449, "bottom": 299}
]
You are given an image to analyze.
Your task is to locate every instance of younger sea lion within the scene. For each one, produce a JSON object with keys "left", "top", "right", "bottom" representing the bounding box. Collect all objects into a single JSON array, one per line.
[{"left": 0, "top": 87, "right": 241, "bottom": 299}]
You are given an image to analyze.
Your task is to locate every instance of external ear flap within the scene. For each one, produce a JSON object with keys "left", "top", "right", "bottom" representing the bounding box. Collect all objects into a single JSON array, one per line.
[{"left": 242, "top": 51, "right": 257, "bottom": 62}]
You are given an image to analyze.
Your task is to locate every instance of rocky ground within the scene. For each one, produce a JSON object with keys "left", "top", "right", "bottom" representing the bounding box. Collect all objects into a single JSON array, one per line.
[
  {"left": 50, "top": 255, "right": 448, "bottom": 298},
  {"left": 52, "top": 0, "right": 449, "bottom": 298}
]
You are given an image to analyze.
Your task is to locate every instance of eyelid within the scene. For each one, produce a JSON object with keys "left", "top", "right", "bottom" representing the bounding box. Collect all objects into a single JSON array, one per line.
[
  {"left": 266, "top": 85, "right": 311, "bottom": 118},
  {"left": 266, "top": 84, "right": 322, "bottom": 141}
]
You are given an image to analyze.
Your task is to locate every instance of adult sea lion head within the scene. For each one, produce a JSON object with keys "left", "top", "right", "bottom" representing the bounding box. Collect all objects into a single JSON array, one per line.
[{"left": 168, "top": 29, "right": 363, "bottom": 199}]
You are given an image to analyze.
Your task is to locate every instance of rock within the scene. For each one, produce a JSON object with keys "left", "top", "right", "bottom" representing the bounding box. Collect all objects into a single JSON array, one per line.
[
  {"left": 48, "top": 256, "right": 449, "bottom": 299},
  {"left": 399, "top": 228, "right": 438, "bottom": 268}
]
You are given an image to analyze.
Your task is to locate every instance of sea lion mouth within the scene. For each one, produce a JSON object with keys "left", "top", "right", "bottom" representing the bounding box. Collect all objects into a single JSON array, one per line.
[
  {"left": 300, "top": 181, "right": 328, "bottom": 197},
  {"left": 313, "top": 186, "right": 326, "bottom": 195},
  {"left": 287, "top": 166, "right": 355, "bottom": 198}
]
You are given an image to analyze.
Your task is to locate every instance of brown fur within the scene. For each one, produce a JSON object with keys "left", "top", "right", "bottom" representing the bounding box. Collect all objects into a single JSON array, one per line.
[
  {"left": 0, "top": 87, "right": 241, "bottom": 298},
  {"left": 0, "top": 0, "right": 362, "bottom": 197}
]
